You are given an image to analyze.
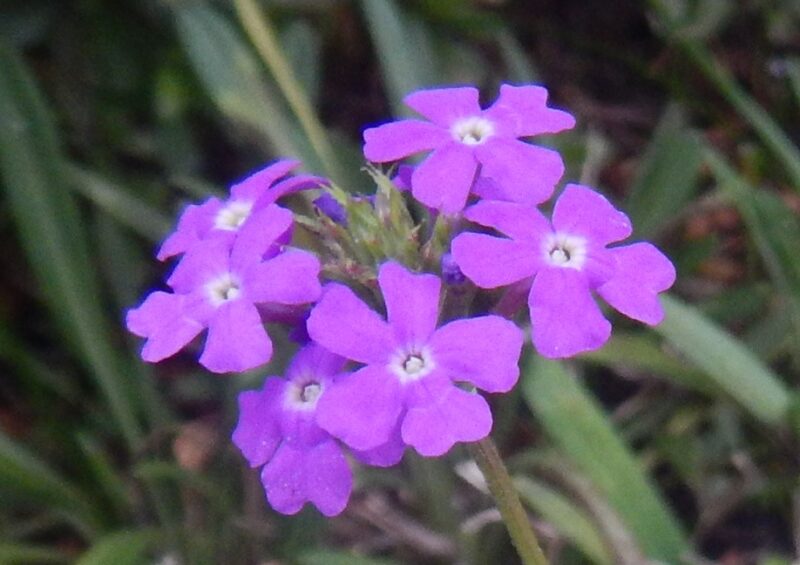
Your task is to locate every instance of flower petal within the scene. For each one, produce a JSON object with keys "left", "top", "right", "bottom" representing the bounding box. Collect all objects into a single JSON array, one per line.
[
  {"left": 552, "top": 184, "right": 632, "bottom": 245},
  {"left": 199, "top": 300, "right": 272, "bottom": 373},
  {"left": 378, "top": 261, "right": 441, "bottom": 347},
  {"left": 315, "top": 364, "right": 403, "bottom": 451},
  {"left": 412, "top": 144, "right": 478, "bottom": 214},
  {"left": 126, "top": 291, "right": 205, "bottom": 362},
  {"left": 404, "top": 86, "right": 481, "bottom": 126},
  {"left": 352, "top": 422, "right": 405, "bottom": 467},
  {"left": 157, "top": 199, "right": 220, "bottom": 261},
  {"left": 597, "top": 243, "right": 676, "bottom": 324},
  {"left": 254, "top": 174, "right": 325, "bottom": 211},
  {"left": 245, "top": 249, "right": 321, "bottom": 305},
  {"left": 483, "top": 84, "right": 575, "bottom": 137},
  {"left": 287, "top": 343, "right": 347, "bottom": 381},
  {"left": 260, "top": 443, "right": 306, "bottom": 515},
  {"left": 529, "top": 267, "right": 611, "bottom": 358},
  {"left": 451, "top": 232, "right": 538, "bottom": 288},
  {"left": 429, "top": 316, "right": 523, "bottom": 393},
  {"left": 230, "top": 159, "right": 300, "bottom": 201},
  {"left": 464, "top": 200, "right": 551, "bottom": 242},
  {"left": 475, "top": 137, "right": 563, "bottom": 205},
  {"left": 363, "top": 119, "right": 450, "bottom": 162},
  {"left": 232, "top": 379, "right": 285, "bottom": 467},
  {"left": 305, "top": 439, "right": 353, "bottom": 516},
  {"left": 166, "top": 240, "right": 231, "bottom": 294},
  {"left": 306, "top": 284, "right": 394, "bottom": 364},
  {"left": 401, "top": 378, "right": 492, "bottom": 457},
  {"left": 230, "top": 205, "right": 294, "bottom": 269}
]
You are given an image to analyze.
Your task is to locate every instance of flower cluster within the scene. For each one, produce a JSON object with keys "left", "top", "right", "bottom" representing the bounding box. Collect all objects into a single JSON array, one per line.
[{"left": 128, "top": 83, "right": 675, "bottom": 517}]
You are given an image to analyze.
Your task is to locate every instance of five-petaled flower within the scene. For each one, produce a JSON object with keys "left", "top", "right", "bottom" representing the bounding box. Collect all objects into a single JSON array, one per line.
[
  {"left": 363, "top": 84, "right": 575, "bottom": 214},
  {"left": 306, "top": 261, "right": 524, "bottom": 456},
  {"left": 452, "top": 184, "right": 676, "bottom": 358}
]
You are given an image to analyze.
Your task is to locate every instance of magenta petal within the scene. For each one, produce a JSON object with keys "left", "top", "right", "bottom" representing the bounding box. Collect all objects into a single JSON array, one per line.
[
  {"left": 483, "top": 84, "right": 575, "bottom": 137},
  {"left": 464, "top": 200, "right": 551, "bottom": 242},
  {"left": 288, "top": 343, "right": 347, "bottom": 380},
  {"left": 412, "top": 144, "right": 478, "bottom": 214},
  {"left": 315, "top": 365, "right": 402, "bottom": 451},
  {"left": 127, "top": 291, "right": 204, "bottom": 362},
  {"left": 246, "top": 250, "right": 321, "bottom": 305},
  {"left": 306, "top": 284, "right": 394, "bottom": 364},
  {"left": 530, "top": 267, "right": 611, "bottom": 358},
  {"left": 404, "top": 87, "right": 481, "bottom": 126},
  {"left": 166, "top": 240, "right": 231, "bottom": 294},
  {"left": 352, "top": 423, "right": 405, "bottom": 467},
  {"left": 261, "top": 443, "right": 306, "bottom": 515},
  {"left": 475, "top": 137, "right": 563, "bottom": 205},
  {"left": 157, "top": 199, "right": 219, "bottom": 261},
  {"left": 254, "top": 174, "right": 325, "bottom": 210},
  {"left": 401, "top": 380, "right": 492, "bottom": 457},
  {"left": 363, "top": 120, "right": 450, "bottom": 162},
  {"left": 597, "top": 243, "right": 676, "bottom": 324},
  {"left": 232, "top": 379, "right": 284, "bottom": 467},
  {"left": 230, "top": 205, "right": 294, "bottom": 269},
  {"left": 429, "top": 316, "right": 523, "bottom": 393},
  {"left": 305, "top": 440, "right": 353, "bottom": 516},
  {"left": 199, "top": 300, "right": 272, "bottom": 373},
  {"left": 451, "top": 233, "right": 538, "bottom": 288},
  {"left": 552, "top": 184, "right": 632, "bottom": 245},
  {"left": 379, "top": 261, "right": 441, "bottom": 346},
  {"left": 230, "top": 159, "right": 299, "bottom": 201}
]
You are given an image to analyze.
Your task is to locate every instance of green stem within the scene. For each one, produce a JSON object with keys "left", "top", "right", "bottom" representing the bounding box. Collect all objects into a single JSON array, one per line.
[
  {"left": 468, "top": 437, "right": 549, "bottom": 565},
  {"left": 233, "top": 0, "right": 342, "bottom": 182}
]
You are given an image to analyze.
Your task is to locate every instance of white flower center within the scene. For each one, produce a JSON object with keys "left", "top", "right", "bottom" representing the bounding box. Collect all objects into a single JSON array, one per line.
[
  {"left": 285, "top": 379, "right": 324, "bottom": 411},
  {"left": 389, "top": 347, "right": 435, "bottom": 383},
  {"left": 543, "top": 233, "right": 587, "bottom": 270},
  {"left": 205, "top": 272, "right": 242, "bottom": 306},
  {"left": 214, "top": 200, "right": 253, "bottom": 231},
  {"left": 451, "top": 117, "right": 495, "bottom": 145}
]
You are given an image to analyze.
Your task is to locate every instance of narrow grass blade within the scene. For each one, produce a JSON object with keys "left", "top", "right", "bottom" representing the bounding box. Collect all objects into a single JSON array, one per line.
[
  {"left": 173, "top": 3, "right": 318, "bottom": 170},
  {"left": 523, "top": 357, "right": 688, "bottom": 562},
  {"left": 75, "top": 529, "right": 162, "bottom": 565},
  {"left": 625, "top": 104, "right": 703, "bottom": 238},
  {"left": 0, "top": 42, "right": 142, "bottom": 446},
  {"left": 359, "top": 0, "right": 438, "bottom": 116},
  {"left": 513, "top": 476, "right": 612, "bottom": 564},
  {"left": 655, "top": 294, "right": 790, "bottom": 425},
  {"left": 0, "top": 431, "right": 99, "bottom": 537}
]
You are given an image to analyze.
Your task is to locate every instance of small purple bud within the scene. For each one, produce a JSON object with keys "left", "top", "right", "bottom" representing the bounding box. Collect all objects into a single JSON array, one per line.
[
  {"left": 441, "top": 252, "right": 466, "bottom": 285},
  {"left": 314, "top": 193, "right": 347, "bottom": 225}
]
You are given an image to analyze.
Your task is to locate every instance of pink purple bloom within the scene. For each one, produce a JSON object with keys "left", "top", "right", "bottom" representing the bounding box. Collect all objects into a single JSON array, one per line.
[
  {"left": 451, "top": 184, "right": 676, "bottom": 358},
  {"left": 127, "top": 206, "right": 321, "bottom": 373},
  {"left": 158, "top": 159, "right": 322, "bottom": 260},
  {"left": 232, "top": 344, "right": 352, "bottom": 516},
  {"left": 306, "top": 262, "right": 524, "bottom": 457},
  {"left": 363, "top": 84, "right": 575, "bottom": 214}
]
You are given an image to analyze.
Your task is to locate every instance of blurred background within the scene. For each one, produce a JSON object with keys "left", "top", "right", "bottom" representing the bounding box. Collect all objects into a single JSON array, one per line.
[{"left": 1, "top": 0, "right": 799, "bottom": 563}]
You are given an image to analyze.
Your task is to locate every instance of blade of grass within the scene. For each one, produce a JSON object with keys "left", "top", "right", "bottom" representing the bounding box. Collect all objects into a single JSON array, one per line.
[
  {"left": 0, "top": 41, "right": 142, "bottom": 447},
  {"left": 522, "top": 357, "right": 688, "bottom": 562},
  {"left": 359, "top": 0, "right": 438, "bottom": 116},
  {"left": 625, "top": 104, "right": 703, "bottom": 238},
  {"left": 513, "top": 476, "right": 612, "bottom": 565},
  {"left": 654, "top": 294, "right": 790, "bottom": 425},
  {"left": 75, "top": 529, "right": 162, "bottom": 565},
  {"left": 233, "top": 0, "right": 342, "bottom": 182}
]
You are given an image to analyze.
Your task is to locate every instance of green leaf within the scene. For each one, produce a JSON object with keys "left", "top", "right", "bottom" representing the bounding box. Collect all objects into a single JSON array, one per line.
[
  {"left": 655, "top": 294, "right": 791, "bottom": 425},
  {"left": 513, "top": 476, "right": 612, "bottom": 564},
  {"left": 0, "top": 543, "right": 68, "bottom": 564},
  {"left": 360, "top": 0, "right": 438, "bottom": 116},
  {"left": 523, "top": 357, "right": 688, "bottom": 561},
  {"left": 173, "top": 3, "right": 319, "bottom": 170},
  {"left": 625, "top": 104, "right": 703, "bottom": 238},
  {"left": 75, "top": 530, "right": 162, "bottom": 565},
  {"left": 0, "top": 41, "right": 142, "bottom": 446}
]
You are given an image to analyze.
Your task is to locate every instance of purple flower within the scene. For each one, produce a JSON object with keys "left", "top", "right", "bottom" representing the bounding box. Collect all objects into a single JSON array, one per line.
[
  {"left": 231, "top": 344, "right": 353, "bottom": 516},
  {"left": 158, "top": 159, "right": 322, "bottom": 260},
  {"left": 306, "top": 262, "right": 524, "bottom": 457},
  {"left": 451, "top": 184, "right": 676, "bottom": 358},
  {"left": 127, "top": 206, "right": 321, "bottom": 373},
  {"left": 363, "top": 84, "right": 575, "bottom": 214}
]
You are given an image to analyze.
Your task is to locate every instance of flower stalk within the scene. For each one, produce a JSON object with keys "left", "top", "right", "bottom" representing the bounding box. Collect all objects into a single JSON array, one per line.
[{"left": 468, "top": 437, "right": 549, "bottom": 565}]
